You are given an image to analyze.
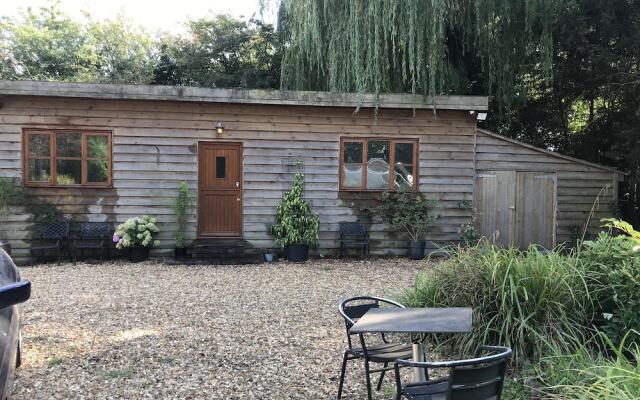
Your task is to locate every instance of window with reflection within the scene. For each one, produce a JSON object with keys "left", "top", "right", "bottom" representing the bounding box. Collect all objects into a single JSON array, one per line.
[
  {"left": 340, "top": 138, "right": 418, "bottom": 190},
  {"left": 23, "top": 130, "right": 111, "bottom": 186}
]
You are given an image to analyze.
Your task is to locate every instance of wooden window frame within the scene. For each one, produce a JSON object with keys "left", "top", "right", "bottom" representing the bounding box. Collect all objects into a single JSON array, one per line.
[
  {"left": 339, "top": 137, "right": 419, "bottom": 191},
  {"left": 23, "top": 129, "right": 113, "bottom": 188}
]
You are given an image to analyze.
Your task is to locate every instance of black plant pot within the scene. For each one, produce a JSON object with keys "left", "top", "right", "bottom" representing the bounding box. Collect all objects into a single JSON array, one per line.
[
  {"left": 129, "top": 247, "right": 150, "bottom": 263},
  {"left": 0, "top": 241, "right": 11, "bottom": 256},
  {"left": 174, "top": 247, "right": 188, "bottom": 259},
  {"left": 408, "top": 240, "right": 426, "bottom": 260},
  {"left": 287, "top": 244, "right": 309, "bottom": 262}
]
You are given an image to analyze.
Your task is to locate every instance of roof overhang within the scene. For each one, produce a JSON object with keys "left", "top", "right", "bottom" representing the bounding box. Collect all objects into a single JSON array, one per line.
[{"left": 0, "top": 80, "right": 488, "bottom": 111}]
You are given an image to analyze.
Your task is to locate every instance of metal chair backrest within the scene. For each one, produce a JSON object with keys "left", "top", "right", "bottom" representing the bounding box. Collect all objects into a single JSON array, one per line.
[
  {"left": 339, "top": 296, "right": 405, "bottom": 349},
  {"left": 38, "top": 221, "right": 70, "bottom": 240},
  {"left": 447, "top": 346, "right": 511, "bottom": 400},
  {"left": 80, "top": 222, "right": 111, "bottom": 240},
  {"left": 339, "top": 222, "right": 366, "bottom": 237}
]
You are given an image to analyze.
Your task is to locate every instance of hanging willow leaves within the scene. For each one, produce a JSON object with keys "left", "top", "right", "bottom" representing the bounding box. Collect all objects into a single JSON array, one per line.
[{"left": 267, "top": 0, "right": 563, "bottom": 109}]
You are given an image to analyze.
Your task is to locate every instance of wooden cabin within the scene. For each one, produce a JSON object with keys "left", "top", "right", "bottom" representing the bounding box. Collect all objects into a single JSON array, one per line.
[{"left": 0, "top": 80, "right": 623, "bottom": 263}]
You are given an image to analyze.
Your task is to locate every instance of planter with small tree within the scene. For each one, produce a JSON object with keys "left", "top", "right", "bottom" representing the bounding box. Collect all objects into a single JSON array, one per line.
[
  {"left": 271, "top": 172, "right": 319, "bottom": 262},
  {"left": 366, "top": 189, "right": 438, "bottom": 260},
  {"left": 172, "top": 181, "right": 191, "bottom": 259},
  {"left": 113, "top": 215, "right": 160, "bottom": 262},
  {"left": 0, "top": 178, "right": 25, "bottom": 255}
]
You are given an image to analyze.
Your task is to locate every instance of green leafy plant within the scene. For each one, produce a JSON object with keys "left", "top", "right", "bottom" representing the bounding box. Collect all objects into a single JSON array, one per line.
[
  {"left": 172, "top": 181, "right": 191, "bottom": 249},
  {"left": 601, "top": 218, "right": 640, "bottom": 244},
  {"left": 113, "top": 215, "right": 160, "bottom": 249},
  {"left": 458, "top": 221, "right": 480, "bottom": 247},
  {"left": 0, "top": 177, "right": 25, "bottom": 214},
  {"left": 401, "top": 244, "right": 594, "bottom": 366},
  {"left": 366, "top": 189, "right": 438, "bottom": 241},
  {"left": 31, "top": 203, "right": 62, "bottom": 226},
  {"left": 580, "top": 231, "right": 640, "bottom": 346},
  {"left": 271, "top": 173, "right": 319, "bottom": 248}
]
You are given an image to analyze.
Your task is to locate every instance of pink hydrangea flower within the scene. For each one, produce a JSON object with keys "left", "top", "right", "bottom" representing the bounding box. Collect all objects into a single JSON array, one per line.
[{"left": 112, "top": 233, "right": 120, "bottom": 243}]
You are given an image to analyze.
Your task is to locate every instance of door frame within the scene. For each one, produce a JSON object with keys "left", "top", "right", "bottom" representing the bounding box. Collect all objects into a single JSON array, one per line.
[{"left": 196, "top": 141, "right": 244, "bottom": 239}]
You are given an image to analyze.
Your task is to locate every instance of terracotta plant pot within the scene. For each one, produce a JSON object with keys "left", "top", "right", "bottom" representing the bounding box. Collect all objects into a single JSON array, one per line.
[
  {"left": 129, "top": 247, "right": 150, "bottom": 263},
  {"left": 408, "top": 240, "right": 426, "bottom": 260},
  {"left": 287, "top": 244, "right": 309, "bottom": 262}
]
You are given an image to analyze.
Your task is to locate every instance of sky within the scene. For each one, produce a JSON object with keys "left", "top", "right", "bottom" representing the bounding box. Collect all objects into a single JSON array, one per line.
[{"left": 1, "top": 0, "right": 275, "bottom": 34}]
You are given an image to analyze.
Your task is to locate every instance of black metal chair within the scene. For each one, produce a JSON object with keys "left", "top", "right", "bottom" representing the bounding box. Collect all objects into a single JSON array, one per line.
[
  {"left": 30, "top": 221, "right": 71, "bottom": 264},
  {"left": 338, "top": 296, "right": 414, "bottom": 400},
  {"left": 393, "top": 345, "right": 512, "bottom": 400},
  {"left": 72, "top": 222, "right": 112, "bottom": 261},
  {"left": 339, "top": 222, "right": 370, "bottom": 257}
]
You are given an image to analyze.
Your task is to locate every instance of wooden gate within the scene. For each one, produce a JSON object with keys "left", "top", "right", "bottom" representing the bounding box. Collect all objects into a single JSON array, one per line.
[
  {"left": 475, "top": 171, "right": 556, "bottom": 249},
  {"left": 198, "top": 142, "right": 243, "bottom": 237}
]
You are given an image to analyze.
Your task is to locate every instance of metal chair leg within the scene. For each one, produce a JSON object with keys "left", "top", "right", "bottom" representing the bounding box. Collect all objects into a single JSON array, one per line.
[
  {"left": 337, "top": 351, "right": 349, "bottom": 400},
  {"left": 364, "top": 360, "right": 373, "bottom": 400},
  {"left": 376, "top": 362, "right": 388, "bottom": 391}
]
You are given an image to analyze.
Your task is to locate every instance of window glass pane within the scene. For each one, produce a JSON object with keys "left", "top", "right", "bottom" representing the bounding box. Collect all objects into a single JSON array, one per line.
[
  {"left": 56, "top": 132, "right": 82, "bottom": 157},
  {"left": 216, "top": 156, "right": 226, "bottom": 178},
  {"left": 87, "top": 159, "right": 109, "bottom": 183},
  {"left": 29, "top": 159, "right": 51, "bottom": 182},
  {"left": 394, "top": 164, "right": 415, "bottom": 189},
  {"left": 366, "top": 140, "right": 390, "bottom": 189},
  {"left": 87, "top": 135, "right": 108, "bottom": 158},
  {"left": 56, "top": 159, "right": 82, "bottom": 184},
  {"left": 28, "top": 134, "right": 50, "bottom": 157},
  {"left": 395, "top": 143, "right": 414, "bottom": 164},
  {"left": 342, "top": 142, "right": 363, "bottom": 188}
]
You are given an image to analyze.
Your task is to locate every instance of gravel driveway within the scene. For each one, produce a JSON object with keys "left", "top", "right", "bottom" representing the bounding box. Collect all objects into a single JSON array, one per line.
[{"left": 13, "top": 259, "right": 423, "bottom": 399}]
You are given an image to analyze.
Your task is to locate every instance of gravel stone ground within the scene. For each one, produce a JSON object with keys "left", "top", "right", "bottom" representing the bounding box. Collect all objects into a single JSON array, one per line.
[{"left": 13, "top": 258, "right": 425, "bottom": 400}]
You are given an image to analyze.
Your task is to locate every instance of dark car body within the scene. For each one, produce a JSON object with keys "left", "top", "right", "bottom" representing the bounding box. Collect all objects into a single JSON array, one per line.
[{"left": 0, "top": 250, "right": 31, "bottom": 399}]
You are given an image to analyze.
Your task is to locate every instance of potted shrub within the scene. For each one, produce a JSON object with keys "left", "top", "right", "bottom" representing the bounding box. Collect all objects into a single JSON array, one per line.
[
  {"left": 367, "top": 189, "right": 438, "bottom": 260},
  {"left": 172, "top": 181, "right": 191, "bottom": 259},
  {"left": 0, "top": 178, "right": 25, "bottom": 255},
  {"left": 271, "top": 172, "right": 319, "bottom": 262},
  {"left": 113, "top": 215, "right": 160, "bottom": 262}
]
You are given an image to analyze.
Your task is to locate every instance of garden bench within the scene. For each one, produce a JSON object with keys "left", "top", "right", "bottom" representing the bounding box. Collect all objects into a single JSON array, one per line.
[
  {"left": 72, "top": 222, "right": 112, "bottom": 261},
  {"left": 30, "top": 221, "right": 71, "bottom": 264},
  {"left": 339, "top": 222, "right": 370, "bottom": 257}
]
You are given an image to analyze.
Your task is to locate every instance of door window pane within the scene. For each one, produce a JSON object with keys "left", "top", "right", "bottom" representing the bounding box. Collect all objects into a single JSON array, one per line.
[
  {"left": 56, "top": 132, "right": 82, "bottom": 157},
  {"left": 87, "top": 135, "right": 108, "bottom": 158},
  {"left": 29, "top": 134, "right": 50, "bottom": 157},
  {"left": 342, "top": 142, "right": 363, "bottom": 188},
  {"left": 29, "top": 159, "right": 51, "bottom": 182},
  {"left": 87, "top": 159, "right": 109, "bottom": 183},
  {"left": 56, "top": 159, "right": 82, "bottom": 184},
  {"left": 366, "top": 140, "right": 390, "bottom": 189},
  {"left": 216, "top": 156, "right": 226, "bottom": 179}
]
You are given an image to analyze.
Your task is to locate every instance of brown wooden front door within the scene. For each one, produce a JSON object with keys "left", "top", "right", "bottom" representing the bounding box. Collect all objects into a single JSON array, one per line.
[{"left": 198, "top": 142, "right": 242, "bottom": 237}]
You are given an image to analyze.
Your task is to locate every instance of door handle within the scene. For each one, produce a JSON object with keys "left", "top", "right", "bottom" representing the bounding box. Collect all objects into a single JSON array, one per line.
[{"left": 235, "top": 182, "right": 240, "bottom": 188}]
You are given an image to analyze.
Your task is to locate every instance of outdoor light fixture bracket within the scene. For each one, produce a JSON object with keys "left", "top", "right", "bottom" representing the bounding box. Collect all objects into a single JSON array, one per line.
[{"left": 216, "top": 122, "right": 225, "bottom": 134}]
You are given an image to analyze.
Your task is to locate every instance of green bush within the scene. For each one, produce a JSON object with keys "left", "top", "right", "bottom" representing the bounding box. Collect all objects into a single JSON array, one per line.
[
  {"left": 365, "top": 188, "right": 437, "bottom": 241},
  {"left": 172, "top": 181, "right": 191, "bottom": 248},
  {"left": 580, "top": 232, "right": 640, "bottom": 346},
  {"left": 271, "top": 173, "right": 319, "bottom": 248},
  {"left": 401, "top": 244, "right": 594, "bottom": 366}
]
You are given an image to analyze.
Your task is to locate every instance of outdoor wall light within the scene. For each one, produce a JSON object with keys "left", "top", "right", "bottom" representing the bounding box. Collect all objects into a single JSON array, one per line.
[
  {"left": 477, "top": 112, "right": 488, "bottom": 121},
  {"left": 216, "top": 123, "right": 225, "bottom": 134}
]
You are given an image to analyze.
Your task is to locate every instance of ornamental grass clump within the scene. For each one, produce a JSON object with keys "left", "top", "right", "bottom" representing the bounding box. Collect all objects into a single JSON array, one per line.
[
  {"left": 401, "top": 243, "right": 593, "bottom": 366},
  {"left": 113, "top": 215, "right": 160, "bottom": 249}
]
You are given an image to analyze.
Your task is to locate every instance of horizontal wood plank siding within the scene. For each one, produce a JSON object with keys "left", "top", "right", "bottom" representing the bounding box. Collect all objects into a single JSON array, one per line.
[
  {"left": 0, "top": 96, "right": 619, "bottom": 263},
  {"left": 1, "top": 96, "right": 479, "bottom": 262}
]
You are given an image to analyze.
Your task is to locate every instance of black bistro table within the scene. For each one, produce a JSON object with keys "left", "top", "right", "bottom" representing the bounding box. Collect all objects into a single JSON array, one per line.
[{"left": 349, "top": 307, "right": 472, "bottom": 382}]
